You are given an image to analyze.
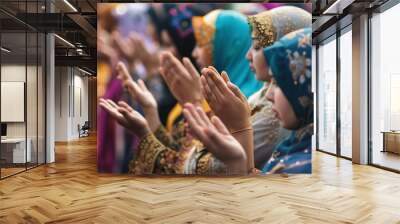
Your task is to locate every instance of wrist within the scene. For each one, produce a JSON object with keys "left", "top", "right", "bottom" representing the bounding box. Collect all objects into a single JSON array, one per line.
[
  {"left": 225, "top": 154, "right": 248, "bottom": 175},
  {"left": 231, "top": 127, "right": 253, "bottom": 135},
  {"left": 178, "top": 98, "right": 202, "bottom": 107},
  {"left": 192, "top": 98, "right": 202, "bottom": 107},
  {"left": 143, "top": 108, "right": 161, "bottom": 132},
  {"left": 230, "top": 121, "right": 252, "bottom": 134},
  {"left": 143, "top": 105, "right": 158, "bottom": 116},
  {"left": 137, "top": 125, "right": 151, "bottom": 139},
  {"left": 143, "top": 55, "right": 159, "bottom": 74}
]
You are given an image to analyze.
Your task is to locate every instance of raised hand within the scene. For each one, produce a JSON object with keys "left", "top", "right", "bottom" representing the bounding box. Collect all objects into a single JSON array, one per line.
[
  {"left": 116, "top": 62, "right": 157, "bottom": 109},
  {"left": 128, "top": 32, "right": 159, "bottom": 73},
  {"left": 159, "top": 51, "right": 202, "bottom": 106},
  {"left": 111, "top": 31, "right": 136, "bottom": 63},
  {"left": 99, "top": 98, "right": 150, "bottom": 138},
  {"left": 183, "top": 103, "right": 247, "bottom": 175},
  {"left": 115, "top": 62, "right": 161, "bottom": 132},
  {"left": 200, "top": 67, "right": 251, "bottom": 132}
]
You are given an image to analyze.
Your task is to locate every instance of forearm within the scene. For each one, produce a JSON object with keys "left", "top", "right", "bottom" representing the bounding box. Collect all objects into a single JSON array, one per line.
[
  {"left": 232, "top": 128, "right": 254, "bottom": 172},
  {"left": 143, "top": 107, "right": 161, "bottom": 133}
]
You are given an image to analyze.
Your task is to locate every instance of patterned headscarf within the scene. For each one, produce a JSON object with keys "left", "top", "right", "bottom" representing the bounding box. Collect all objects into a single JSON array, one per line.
[
  {"left": 192, "top": 10, "right": 263, "bottom": 98},
  {"left": 261, "top": 28, "right": 313, "bottom": 174},
  {"left": 247, "top": 6, "right": 311, "bottom": 48},
  {"left": 264, "top": 28, "right": 312, "bottom": 127}
]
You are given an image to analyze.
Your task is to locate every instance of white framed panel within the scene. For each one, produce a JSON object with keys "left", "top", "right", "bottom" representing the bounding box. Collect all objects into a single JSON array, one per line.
[{"left": 1, "top": 82, "right": 25, "bottom": 122}]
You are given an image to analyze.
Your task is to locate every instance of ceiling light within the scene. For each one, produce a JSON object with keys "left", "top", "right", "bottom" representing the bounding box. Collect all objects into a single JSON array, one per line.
[
  {"left": 322, "top": 0, "right": 355, "bottom": 15},
  {"left": 54, "top": 34, "right": 75, "bottom": 48},
  {"left": 63, "top": 0, "right": 78, "bottom": 12},
  {"left": 1, "top": 47, "right": 11, "bottom": 53},
  {"left": 78, "top": 67, "right": 93, "bottom": 76}
]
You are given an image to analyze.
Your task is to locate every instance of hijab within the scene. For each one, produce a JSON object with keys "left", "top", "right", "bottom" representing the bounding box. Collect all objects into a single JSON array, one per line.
[
  {"left": 262, "top": 28, "right": 313, "bottom": 173},
  {"left": 246, "top": 6, "right": 311, "bottom": 169},
  {"left": 192, "top": 10, "right": 263, "bottom": 98},
  {"left": 247, "top": 6, "right": 311, "bottom": 48}
]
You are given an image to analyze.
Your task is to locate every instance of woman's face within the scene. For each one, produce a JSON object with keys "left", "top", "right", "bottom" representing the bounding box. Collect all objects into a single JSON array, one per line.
[
  {"left": 246, "top": 31, "right": 271, "bottom": 81},
  {"left": 266, "top": 79, "right": 299, "bottom": 129},
  {"left": 192, "top": 44, "right": 212, "bottom": 69}
]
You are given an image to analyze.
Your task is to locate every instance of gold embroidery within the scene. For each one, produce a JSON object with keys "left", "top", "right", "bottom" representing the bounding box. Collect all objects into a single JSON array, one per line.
[
  {"left": 288, "top": 51, "right": 308, "bottom": 84},
  {"left": 196, "top": 152, "right": 212, "bottom": 175},
  {"left": 130, "top": 133, "right": 166, "bottom": 174},
  {"left": 248, "top": 11, "right": 276, "bottom": 47},
  {"left": 298, "top": 34, "right": 310, "bottom": 48},
  {"left": 154, "top": 125, "right": 173, "bottom": 147},
  {"left": 298, "top": 96, "right": 312, "bottom": 109},
  {"left": 247, "top": 7, "right": 311, "bottom": 48}
]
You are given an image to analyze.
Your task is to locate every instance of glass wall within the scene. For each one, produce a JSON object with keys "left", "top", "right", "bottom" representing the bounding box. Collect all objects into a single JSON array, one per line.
[
  {"left": 371, "top": 3, "right": 400, "bottom": 171},
  {"left": 0, "top": 1, "right": 46, "bottom": 179},
  {"left": 317, "top": 35, "right": 337, "bottom": 154},
  {"left": 312, "top": 45, "right": 317, "bottom": 150},
  {"left": 339, "top": 27, "right": 352, "bottom": 158}
]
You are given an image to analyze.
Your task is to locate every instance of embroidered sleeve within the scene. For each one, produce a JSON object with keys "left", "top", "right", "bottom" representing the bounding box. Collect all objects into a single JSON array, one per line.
[
  {"left": 170, "top": 119, "right": 187, "bottom": 150},
  {"left": 153, "top": 120, "right": 187, "bottom": 151},
  {"left": 196, "top": 152, "right": 228, "bottom": 175},
  {"left": 153, "top": 125, "right": 173, "bottom": 147},
  {"left": 129, "top": 133, "right": 178, "bottom": 175},
  {"left": 129, "top": 124, "right": 231, "bottom": 175}
]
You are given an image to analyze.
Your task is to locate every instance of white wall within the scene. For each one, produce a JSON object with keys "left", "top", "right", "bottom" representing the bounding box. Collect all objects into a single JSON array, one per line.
[
  {"left": 54, "top": 67, "right": 89, "bottom": 141},
  {"left": 55, "top": 66, "right": 69, "bottom": 141}
]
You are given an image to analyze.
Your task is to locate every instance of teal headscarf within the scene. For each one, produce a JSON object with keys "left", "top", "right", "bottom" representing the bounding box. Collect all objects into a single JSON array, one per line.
[
  {"left": 212, "top": 10, "right": 263, "bottom": 98},
  {"left": 264, "top": 28, "right": 313, "bottom": 127},
  {"left": 262, "top": 28, "right": 313, "bottom": 174}
]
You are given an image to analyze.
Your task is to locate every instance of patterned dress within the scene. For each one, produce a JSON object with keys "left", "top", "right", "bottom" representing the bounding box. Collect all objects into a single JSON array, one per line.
[{"left": 129, "top": 120, "right": 227, "bottom": 175}]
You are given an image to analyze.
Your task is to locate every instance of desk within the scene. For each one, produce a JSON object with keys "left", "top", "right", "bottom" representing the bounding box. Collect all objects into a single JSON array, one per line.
[
  {"left": 381, "top": 131, "right": 400, "bottom": 155},
  {"left": 1, "top": 138, "right": 31, "bottom": 163}
]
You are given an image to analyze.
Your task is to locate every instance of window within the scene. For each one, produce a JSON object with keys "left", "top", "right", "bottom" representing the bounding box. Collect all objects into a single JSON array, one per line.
[
  {"left": 339, "top": 28, "right": 352, "bottom": 158},
  {"left": 318, "top": 36, "right": 337, "bottom": 154},
  {"left": 370, "top": 3, "right": 400, "bottom": 171}
]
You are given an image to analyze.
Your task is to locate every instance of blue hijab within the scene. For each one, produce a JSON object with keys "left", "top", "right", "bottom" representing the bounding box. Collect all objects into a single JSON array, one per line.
[
  {"left": 213, "top": 10, "right": 263, "bottom": 98},
  {"left": 262, "top": 28, "right": 313, "bottom": 174}
]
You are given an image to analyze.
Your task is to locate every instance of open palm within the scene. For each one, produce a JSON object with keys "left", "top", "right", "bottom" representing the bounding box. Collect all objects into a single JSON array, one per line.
[
  {"left": 99, "top": 98, "right": 150, "bottom": 138},
  {"left": 200, "top": 67, "right": 251, "bottom": 132},
  {"left": 159, "top": 51, "right": 202, "bottom": 105},
  {"left": 182, "top": 103, "right": 247, "bottom": 174},
  {"left": 116, "top": 62, "right": 157, "bottom": 110}
]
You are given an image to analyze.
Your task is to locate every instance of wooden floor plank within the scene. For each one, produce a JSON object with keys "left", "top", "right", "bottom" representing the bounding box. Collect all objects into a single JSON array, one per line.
[{"left": 0, "top": 134, "right": 400, "bottom": 223}]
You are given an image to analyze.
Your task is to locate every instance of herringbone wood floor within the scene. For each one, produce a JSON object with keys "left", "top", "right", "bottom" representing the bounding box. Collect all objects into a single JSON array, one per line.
[{"left": 1, "top": 134, "right": 400, "bottom": 224}]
